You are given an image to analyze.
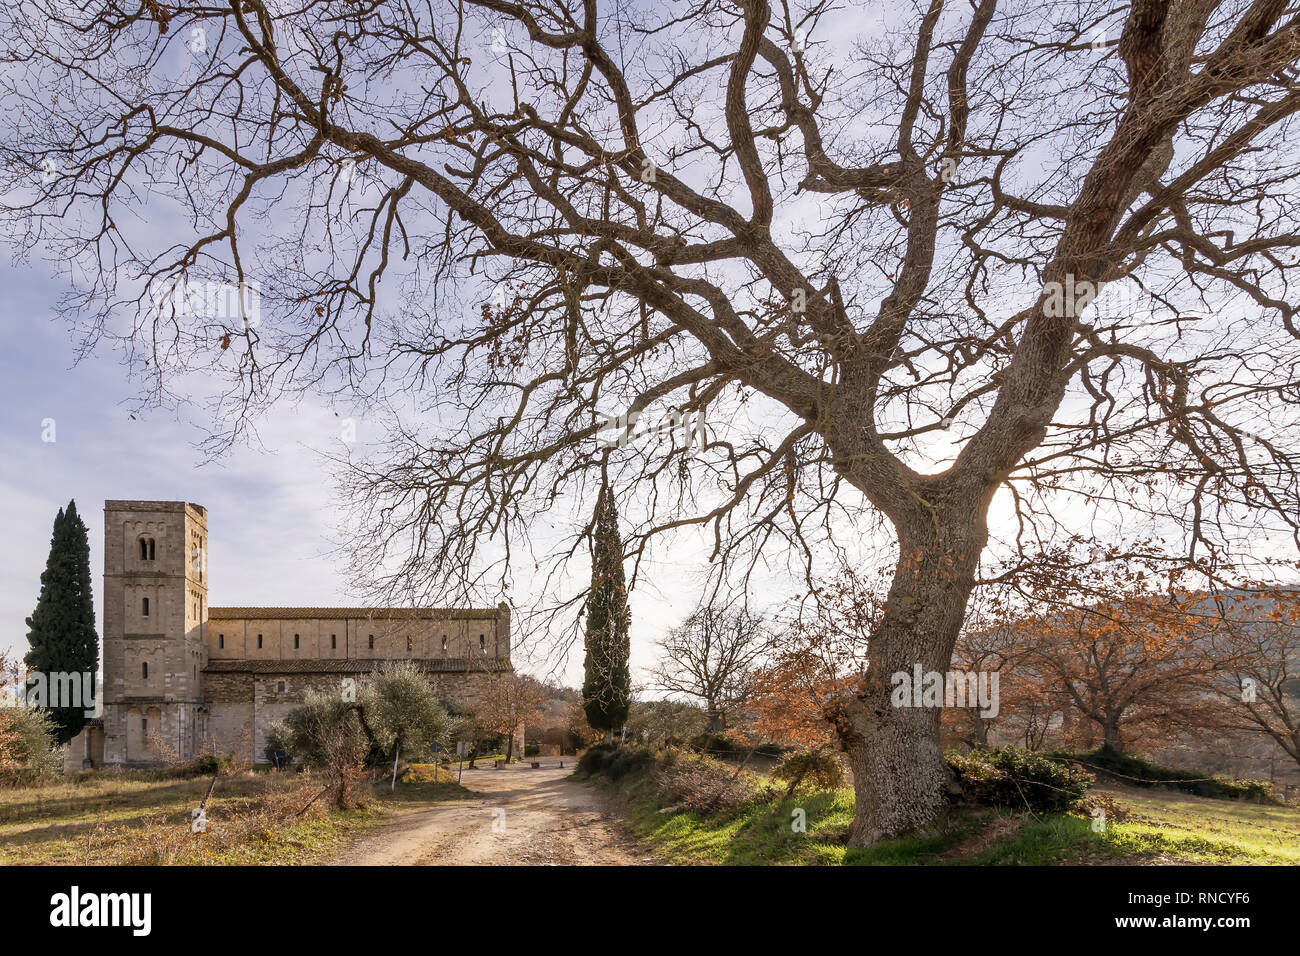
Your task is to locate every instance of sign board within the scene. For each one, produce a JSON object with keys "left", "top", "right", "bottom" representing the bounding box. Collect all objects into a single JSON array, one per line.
[
  {"left": 431, "top": 742, "right": 444, "bottom": 754},
  {"left": 457, "top": 740, "right": 470, "bottom": 757}
]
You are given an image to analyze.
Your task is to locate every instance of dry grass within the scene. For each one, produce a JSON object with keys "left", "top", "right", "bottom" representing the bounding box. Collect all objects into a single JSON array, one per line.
[{"left": 0, "top": 768, "right": 380, "bottom": 865}]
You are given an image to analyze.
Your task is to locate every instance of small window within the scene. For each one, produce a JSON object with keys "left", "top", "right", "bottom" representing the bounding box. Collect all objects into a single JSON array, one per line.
[
  {"left": 368, "top": 635, "right": 374, "bottom": 650},
  {"left": 193, "top": 665, "right": 197, "bottom": 681},
  {"left": 141, "top": 715, "right": 148, "bottom": 737},
  {"left": 257, "top": 634, "right": 263, "bottom": 649},
  {"left": 479, "top": 634, "right": 486, "bottom": 651},
  {"left": 141, "top": 662, "right": 148, "bottom": 679},
  {"left": 276, "top": 680, "right": 287, "bottom": 694},
  {"left": 218, "top": 634, "right": 224, "bottom": 649},
  {"left": 294, "top": 634, "right": 300, "bottom": 649},
  {"left": 142, "top": 597, "right": 150, "bottom": 617},
  {"left": 441, "top": 635, "right": 447, "bottom": 652},
  {"left": 139, "top": 537, "right": 156, "bottom": 561},
  {"left": 331, "top": 634, "right": 337, "bottom": 649},
  {"left": 407, "top": 636, "right": 413, "bottom": 653}
]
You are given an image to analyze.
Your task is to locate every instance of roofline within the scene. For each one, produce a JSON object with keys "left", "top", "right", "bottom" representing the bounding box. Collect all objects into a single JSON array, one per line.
[
  {"left": 204, "top": 658, "right": 512, "bottom": 674},
  {"left": 208, "top": 606, "right": 504, "bottom": 621}
]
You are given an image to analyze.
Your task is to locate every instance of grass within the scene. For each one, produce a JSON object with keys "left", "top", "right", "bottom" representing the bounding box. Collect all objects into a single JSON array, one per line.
[
  {"left": 0, "top": 762, "right": 480, "bottom": 865},
  {"left": 599, "top": 767, "right": 1300, "bottom": 866}
]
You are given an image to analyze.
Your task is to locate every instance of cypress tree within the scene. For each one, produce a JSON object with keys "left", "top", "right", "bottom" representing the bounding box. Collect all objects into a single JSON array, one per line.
[
  {"left": 581, "top": 486, "right": 631, "bottom": 742},
  {"left": 24, "top": 500, "right": 99, "bottom": 744}
]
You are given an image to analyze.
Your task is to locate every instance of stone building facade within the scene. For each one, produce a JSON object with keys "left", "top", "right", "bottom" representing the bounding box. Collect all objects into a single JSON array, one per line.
[{"left": 75, "top": 500, "right": 517, "bottom": 767}]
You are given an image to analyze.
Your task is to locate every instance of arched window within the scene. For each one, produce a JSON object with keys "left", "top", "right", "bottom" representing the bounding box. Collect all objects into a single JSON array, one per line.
[
  {"left": 441, "top": 635, "right": 448, "bottom": 652},
  {"left": 218, "top": 634, "right": 224, "bottom": 649},
  {"left": 141, "top": 662, "right": 148, "bottom": 679},
  {"left": 368, "top": 635, "right": 374, "bottom": 650},
  {"left": 139, "top": 536, "right": 156, "bottom": 561},
  {"left": 407, "top": 636, "right": 413, "bottom": 653},
  {"left": 479, "top": 634, "right": 486, "bottom": 652},
  {"left": 331, "top": 634, "right": 337, "bottom": 650},
  {"left": 294, "top": 634, "right": 300, "bottom": 649},
  {"left": 142, "top": 597, "right": 149, "bottom": 617},
  {"left": 257, "top": 634, "right": 263, "bottom": 649}
]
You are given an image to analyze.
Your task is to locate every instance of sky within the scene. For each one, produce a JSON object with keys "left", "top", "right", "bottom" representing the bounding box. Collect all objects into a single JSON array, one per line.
[
  {"left": 5, "top": 1, "right": 1297, "bottom": 705},
  {"left": 0, "top": 260, "right": 699, "bottom": 689}
]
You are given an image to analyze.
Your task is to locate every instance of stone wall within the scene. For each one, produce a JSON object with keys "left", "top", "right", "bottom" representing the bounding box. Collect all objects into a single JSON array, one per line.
[
  {"left": 203, "top": 668, "right": 521, "bottom": 763},
  {"left": 97, "top": 499, "right": 516, "bottom": 768}
]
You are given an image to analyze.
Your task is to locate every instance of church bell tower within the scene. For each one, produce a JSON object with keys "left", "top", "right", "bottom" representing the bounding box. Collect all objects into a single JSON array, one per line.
[{"left": 100, "top": 501, "right": 208, "bottom": 764}]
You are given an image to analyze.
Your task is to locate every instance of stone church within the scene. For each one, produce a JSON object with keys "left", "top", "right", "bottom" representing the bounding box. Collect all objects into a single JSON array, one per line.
[{"left": 69, "top": 500, "right": 517, "bottom": 768}]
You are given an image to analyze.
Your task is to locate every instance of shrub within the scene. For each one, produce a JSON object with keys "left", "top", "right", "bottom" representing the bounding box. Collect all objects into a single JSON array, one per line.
[
  {"left": 1205, "top": 775, "right": 1274, "bottom": 802},
  {"left": 1048, "top": 747, "right": 1276, "bottom": 803},
  {"left": 576, "top": 744, "right": 654, "bottom": 781},
  {"left": 189, "top": 753, "right": 230, "bottom": 777},
  {"left": 948, "top": 746, "right": 1092, "bottom": 813},
  {"left": 0, "top": 706, "right": 64, "bottom": 783},
  {"left": 277, "top": 691, "right": 372, "bottom": 808},
  {"left": 656, "top": 753, "right": 758, "bottom": 815},
  {"left": 688, "top": 732, "right": 741, "bottom": 754},
  {"left": 605, "top": 747, "right": 655, "bottom": 780},
  {"left": 576, "top": 743, "right": 619, "bottom": 776},
  {"left": 773, "top": 749, "right": 846, "bottom": 792}
]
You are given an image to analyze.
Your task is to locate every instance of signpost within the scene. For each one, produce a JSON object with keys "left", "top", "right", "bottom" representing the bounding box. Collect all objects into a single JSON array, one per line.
[
  {"left": 431, "top": 742, "right": 444, "bottom": 782},
  {"left": 456, "top": 740, "right": 470, "bottom": 783}
]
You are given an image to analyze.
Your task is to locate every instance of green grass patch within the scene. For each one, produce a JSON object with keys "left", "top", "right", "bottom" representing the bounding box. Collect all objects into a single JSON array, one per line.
[{"left": 595, "top": 765, "right": 1300, "bottom": 866}]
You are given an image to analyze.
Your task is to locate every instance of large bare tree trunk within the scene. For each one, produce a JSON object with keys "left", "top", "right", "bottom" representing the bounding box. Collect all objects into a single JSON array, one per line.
[{"left": 833, "top": 509, "right": 989, "bottom": 847}]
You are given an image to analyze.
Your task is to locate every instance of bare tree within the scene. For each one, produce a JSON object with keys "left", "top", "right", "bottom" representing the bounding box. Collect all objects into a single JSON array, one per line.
[
  {"left": 1214, "top": 588, "right": 1300, "bottom": 770},
  {"left": 652, "top": 606, "right": 766, "bottom": 732},
  {"left": 475, "top": 672, "right": 549, "bottom": 761},
  {"left": 4, "top": 0, "right": 1300, "bottom": 844}
]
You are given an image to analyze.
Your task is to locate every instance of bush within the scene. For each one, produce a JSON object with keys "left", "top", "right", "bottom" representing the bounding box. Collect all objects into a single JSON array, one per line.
[
  {"left": 276, "top": 690, "right": 372, "bottom": 808},
  {"left": 656, "top": 753, "right": 759, "bottom": 815},
  {"left": 753, "top": 742, "right": 786, "bottom": 757},
  {"left": 688, "top": 732, "right": 741, "bottom": 755},
  {"left": 773, "top": 749, "right": 846, "bottom": 792},
  {"left": 188, "top": 753, "right": 230, "bottom": 776},
  {"left": 576, "top": 743, "right": 618, "bottom": 776},
  {"left": 1048, "top": 747, "right": 1275, "bottom": 802},
  {"left": 606, "top": 747, "right": 654, "bottom": 780},
  {"left": 948, "top": 746, "right": 1092, "bottom": 813},
  {"left": 0, "top": 706, "right": 64, "bottom": 783},
  {"left": 576, "top": 744, "right": 654, "bottom": 781}
]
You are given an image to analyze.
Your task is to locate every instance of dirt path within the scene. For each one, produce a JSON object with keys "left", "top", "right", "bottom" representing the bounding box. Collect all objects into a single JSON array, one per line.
[{"left": 331, "top": 762, "right": 654, "bottom": 866}]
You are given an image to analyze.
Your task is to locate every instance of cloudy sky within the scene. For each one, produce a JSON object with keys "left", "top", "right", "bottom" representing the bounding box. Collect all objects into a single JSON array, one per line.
[{"left": 0, "top": 260, "right": 703, "bottom": 688}]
